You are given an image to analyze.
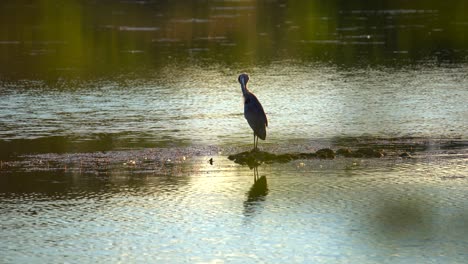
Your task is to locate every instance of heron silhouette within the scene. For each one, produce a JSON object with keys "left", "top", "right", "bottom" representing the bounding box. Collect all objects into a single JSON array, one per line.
[{"left": 238, "top": 73, "right": 268, "bottom": 151}]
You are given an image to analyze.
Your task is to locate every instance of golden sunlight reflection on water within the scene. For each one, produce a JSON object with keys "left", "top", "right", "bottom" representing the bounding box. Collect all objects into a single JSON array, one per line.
[{"left": 0, "top": 149, "right": 467, "bottom": 262}]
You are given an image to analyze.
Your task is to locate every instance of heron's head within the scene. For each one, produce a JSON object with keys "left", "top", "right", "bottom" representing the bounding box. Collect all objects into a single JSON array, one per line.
[{"left": 238, "top": 73, "right": 249, "bottom": 87}]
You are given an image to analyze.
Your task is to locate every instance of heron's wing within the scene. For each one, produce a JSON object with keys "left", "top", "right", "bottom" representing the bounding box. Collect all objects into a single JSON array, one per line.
[
  {"left": 244, "top": 94, "right": 267, "bottom": 124},
  {"left": 244, "top": 93, "right": 268, "bottom": 139}
]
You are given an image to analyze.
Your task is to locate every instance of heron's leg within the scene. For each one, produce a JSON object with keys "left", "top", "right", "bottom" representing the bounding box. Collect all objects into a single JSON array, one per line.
[
  {"left": 255, "top": 135, "right": 258, "bottom": 151},
  {"left": 253, "top": 132, "right": 256, "bottom": 151}
]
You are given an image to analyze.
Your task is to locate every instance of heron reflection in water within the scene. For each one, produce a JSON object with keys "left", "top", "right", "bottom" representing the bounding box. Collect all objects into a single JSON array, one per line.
[
  {"left": 243, "top": 166, "right": 269, "bottom": 218},
  {"left": 238, "top": 73, "right": 268, "bottom": 151}
]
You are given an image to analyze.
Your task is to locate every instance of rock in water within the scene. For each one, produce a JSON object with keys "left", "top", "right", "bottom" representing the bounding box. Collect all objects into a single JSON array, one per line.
[{"left": 315, "top": 148, "right": 335, "bottom": 159}]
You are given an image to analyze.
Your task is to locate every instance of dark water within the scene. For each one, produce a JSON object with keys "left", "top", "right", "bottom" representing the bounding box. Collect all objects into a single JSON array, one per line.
[
  {"left": 1, "top": 1, "right": 468, "bottom": 263},
  {"left": 0, "top": 0, "right": 467, "bottom": 78}
]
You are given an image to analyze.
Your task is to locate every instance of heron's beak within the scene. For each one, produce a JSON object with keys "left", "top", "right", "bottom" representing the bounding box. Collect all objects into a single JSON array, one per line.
[{"left": 240, "top": 77, "right": 246, "bottom": 88}]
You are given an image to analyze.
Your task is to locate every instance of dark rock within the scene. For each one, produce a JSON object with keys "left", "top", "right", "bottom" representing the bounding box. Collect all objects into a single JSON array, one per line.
[
  {"left": 228, "top": 150, "right": 279, "bottom": 168},
  {"left": 296, "top": 153, "right": 317, "bottom": 159},
  {"left": 315, "top": 148, "right": 335, "bottom": 159},
  {"left": 355, "top": 148, "right": 384, "bottom": 158},
  {"left": 399, "top": 152, "right": 412, "bottom": 159},
  {"left": 336, "top": 148, "right": 353, "bottom": 157},
  {"left": 275, "top": 154, "right": 294, "bottom": 163},
  {"left": 228, "top": 146, "right": 387, "bottom": 167}
]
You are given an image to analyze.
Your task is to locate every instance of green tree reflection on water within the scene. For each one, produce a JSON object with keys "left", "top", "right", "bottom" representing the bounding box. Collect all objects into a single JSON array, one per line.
[{"left": 0, "top": 0, "right": 467, "bottom": 78}]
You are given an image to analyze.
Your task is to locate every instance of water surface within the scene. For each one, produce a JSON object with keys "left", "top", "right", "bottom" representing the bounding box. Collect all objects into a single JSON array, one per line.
[
  {"left": 1, "top": 62, "right": 467, "bottom": 156},
  {"left": 1, "top": 1, "right": 468, "bottom": 263},
  {"left": 1, "top": 153, "right": 468, "bottom": 263}
]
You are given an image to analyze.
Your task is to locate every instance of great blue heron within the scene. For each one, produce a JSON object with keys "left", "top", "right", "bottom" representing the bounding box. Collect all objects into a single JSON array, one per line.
[{"left": 238, "top": 73, "right": 268, "bottom": 151}]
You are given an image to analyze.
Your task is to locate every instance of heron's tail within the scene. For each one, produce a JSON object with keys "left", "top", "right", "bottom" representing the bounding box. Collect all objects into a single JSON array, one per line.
[{"left": 256, "top": 126, "right": 266, "bottom": 140}]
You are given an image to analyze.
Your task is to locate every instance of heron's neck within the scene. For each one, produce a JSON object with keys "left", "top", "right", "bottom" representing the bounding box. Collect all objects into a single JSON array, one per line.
[{"left": 241, "top": 84, "right": 250, "bottom": 96}]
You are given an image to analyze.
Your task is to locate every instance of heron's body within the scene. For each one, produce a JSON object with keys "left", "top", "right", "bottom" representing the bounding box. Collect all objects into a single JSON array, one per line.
[
  {"left": 238, "top": 74, "right": 268, "bottom": 150},
  {"left": 243, "top": 92, "right": 267, "bottom": 140}
]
